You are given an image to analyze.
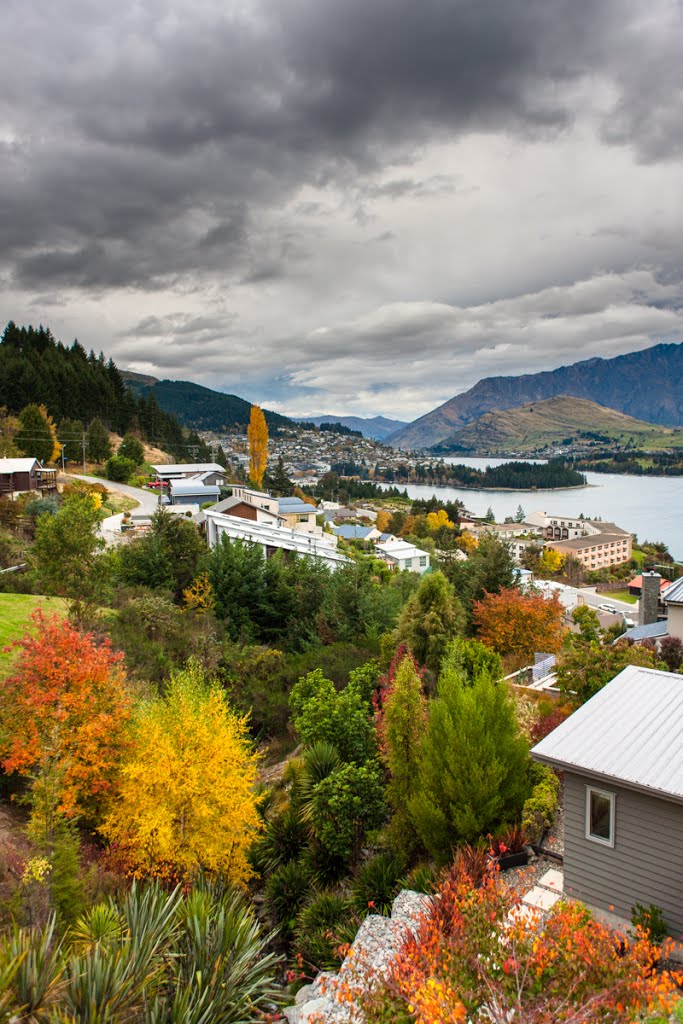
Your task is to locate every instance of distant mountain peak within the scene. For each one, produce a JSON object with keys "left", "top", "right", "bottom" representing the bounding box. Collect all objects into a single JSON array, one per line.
[{"left": 387, "top": 342, "right": 683, "bottom": 448}]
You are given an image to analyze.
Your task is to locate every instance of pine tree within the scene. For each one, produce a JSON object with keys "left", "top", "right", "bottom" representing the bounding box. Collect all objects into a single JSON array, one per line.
[
  {"left": 408, "top": 667, "right": 530, "bottom": 861},
  {"left": 269, "top": 455, "right": 293, "bottom": 496},
  {"left": 395, "top": 571, "right": 465, "bottom": 674},
  {"left": 86, "top": 417, "right": 112, "bottom": 463},
  {"left": 14, "top": 404, "right": 56, "bottom": 464},
  {"left": 58, "top": 418, "right": 84, "bottom": 463},
  {"left": 378, "top": 654, "right": 426, "bottom": 853}
]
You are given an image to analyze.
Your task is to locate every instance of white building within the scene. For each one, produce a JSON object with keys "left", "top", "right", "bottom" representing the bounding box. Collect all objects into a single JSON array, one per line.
[
  {"left": 204, "top": 509, "right": 348, "bottom": 570},
  {"left": 153, "top": 463, "right": 227, "bottom": 486},
  {"left": 374, "top": 539, "right": 430, "bottom": 574}
]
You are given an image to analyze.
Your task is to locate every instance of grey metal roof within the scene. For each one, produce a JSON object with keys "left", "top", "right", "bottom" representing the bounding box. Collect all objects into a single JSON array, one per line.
[
  {"left": 153, "top": 463, "right": 225, "bottom": 475},
  {"left": 278, "top": 497, "right": 316, "bottom": 513},
  {"left": 333, "top": 524, "right": 374, "bottom": 540},
  {"left": 620, "top": 621, "right": 669, "bottom": 642},
  {"left": 170, "top": 481, "right": 220, "bottom": 495},
  {"left": 664, "top": 577, "right": 683, "bottom": 605},
  {"left": 532, "top": 665, "right": 683, "bottom": 802}
]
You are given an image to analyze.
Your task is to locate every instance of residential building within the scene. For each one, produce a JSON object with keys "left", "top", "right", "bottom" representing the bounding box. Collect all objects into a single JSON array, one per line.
[
  {"left": 663, "top": 577, "right": 683, "bottom": 642},
  {"left": 278, "top": 496, "right": 319, "bottom": 534},
  {"left": 204, "top": 508, "right": 347, "bottom": 570},
  {"left": 153, "top": 463, "right": 227, "bottom": 486},
  {"left": 333, "top": 524, "right": 381, "bottom": 542},
  {"left": 168, "top": 479, "right": 221, "bottom": 506},
  {"left": 545, "top": 522, "right": 632, "bottom": 570},
  {"left": 205, "top": 495, "right": 282, "bottom": 526},
  {"left": 374, "top": 539, "right": 430, "bottom": 574},
  {"left": 230, "top": 485, "right": 279, "bottom": 516},
  {"left": 532, "top": 665, "right": 683, "bottom": 936},
  {"left": 526, "top": 511, "right": 592, "bottom": 541},
  {"left": 0, "top": 458, "right": 57, "bottom": 498},
  {"left": 628, "top": 574, "right": 672, "bottom": 598}
]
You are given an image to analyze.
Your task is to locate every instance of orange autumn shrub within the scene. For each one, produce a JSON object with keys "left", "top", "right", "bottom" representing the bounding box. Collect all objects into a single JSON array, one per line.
[
  {"left": 0, "top": 611, "right": 132, "bottom": 820},
  {"left": 332, "top": 863, "right": 680, "bottom": 1023}
]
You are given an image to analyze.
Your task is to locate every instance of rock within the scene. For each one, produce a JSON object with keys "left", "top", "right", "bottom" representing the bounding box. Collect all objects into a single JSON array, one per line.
[
  {"left": 283, "top": 1005, "right": 302, "bottom": 1024},
  {"left": 299, "top": 996, "right": 335, "bottom": 1022},
  {"left": 295, "top": 984, "right": 315, "bottom": 1005},
  {"left": 391, "top": 889, "right": 432, "bottom": 929}
]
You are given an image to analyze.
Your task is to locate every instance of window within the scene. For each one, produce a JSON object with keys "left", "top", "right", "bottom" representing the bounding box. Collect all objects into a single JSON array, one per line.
[
  {"left": 419, "top": 555, "right": 427, "bottom": 566},
  {"left": 586, "top": 787, "right": 615, "bottom": 847}
]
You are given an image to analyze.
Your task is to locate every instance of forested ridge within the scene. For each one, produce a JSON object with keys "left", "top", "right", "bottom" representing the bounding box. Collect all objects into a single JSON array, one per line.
[{"left": 0, "top": 322, "right": 213, "bottom": 461}]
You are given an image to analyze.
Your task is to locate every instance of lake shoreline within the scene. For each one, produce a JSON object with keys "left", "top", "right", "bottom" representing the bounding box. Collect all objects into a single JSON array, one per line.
[{"left": 374, "top": 481, "right": 592, "bottom": 493}]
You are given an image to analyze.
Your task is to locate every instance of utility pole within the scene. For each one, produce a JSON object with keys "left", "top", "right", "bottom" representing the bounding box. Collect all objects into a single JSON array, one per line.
[
  {"left": 61, "top": 444, "right": 66, "bottom": 473},
  {"left": 82, "top": 433, "right": 87, "bottom": 473}
]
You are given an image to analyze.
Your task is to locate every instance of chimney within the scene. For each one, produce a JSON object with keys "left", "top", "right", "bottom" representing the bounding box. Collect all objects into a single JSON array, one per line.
[{"left": 639, "top": 571, "right": 661, "bottom": 626}]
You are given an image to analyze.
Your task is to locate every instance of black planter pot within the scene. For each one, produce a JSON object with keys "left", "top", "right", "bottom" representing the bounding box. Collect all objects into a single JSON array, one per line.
[{"left": 497, "top": 850, "right": 529, "bottom": 870}]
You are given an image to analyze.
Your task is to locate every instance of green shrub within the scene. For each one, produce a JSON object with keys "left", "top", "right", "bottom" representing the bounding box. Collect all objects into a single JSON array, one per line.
[
  {"left": 105, "top": 455, "right": 136, "bottom": 483},
  {"left": 311, "top": 761, "right": 387, "bottom": 866},
  {"left": 265, "top": 858, "right": 313, "bottom": 932},
  {"left": 521, "top": 763, "right": 560, "bottom": 840},
  {"left": 351, "top": 852, "right": 406, "bottom": 916},
  {"left": 293, "top": 890, "right": 355, "bottom": 973},
  {"left": 405, "top": 862, "right": 441, "bottom": 895},
  {"left": 251, "top": 808, "right": 307, "bottom": 876},
  {"left": 290, "top": 670, "right": 377, "bottom": 765},
  {"left": 631, "top": 902, "right": 668, "bottom": 943}
]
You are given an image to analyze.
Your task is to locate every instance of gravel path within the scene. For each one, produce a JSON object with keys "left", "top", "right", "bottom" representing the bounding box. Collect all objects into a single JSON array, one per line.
[{"left": 503, "top": 779, "right": 564, "bottom": 897}]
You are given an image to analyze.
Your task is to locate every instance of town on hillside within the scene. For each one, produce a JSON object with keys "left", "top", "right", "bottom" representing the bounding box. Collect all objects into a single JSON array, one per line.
[{"left": 0, "top": 335, "right": 682, "bottom": 1020}]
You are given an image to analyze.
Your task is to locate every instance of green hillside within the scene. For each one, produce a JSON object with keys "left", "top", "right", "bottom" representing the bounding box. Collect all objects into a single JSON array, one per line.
[
  {"left": 122, "top": 376, "right": 294, "bottom": 433},
  {"left": 434, "top": 395, "right": 683, "bottom": 454}
]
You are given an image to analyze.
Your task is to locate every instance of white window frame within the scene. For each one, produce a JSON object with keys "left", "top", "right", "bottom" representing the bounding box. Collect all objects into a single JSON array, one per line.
[{"left": 585, "top": 786, "right": 615, "bottom": 847}]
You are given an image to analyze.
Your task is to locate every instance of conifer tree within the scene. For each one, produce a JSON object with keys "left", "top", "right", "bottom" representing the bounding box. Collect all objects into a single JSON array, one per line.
[
  {"left": 378, "top": 654, "right": 426, "bottom": 852},
  {"left": 394, "top": 570, "right": 465, "bottom": 674},
  {"left": 86, "top": 417, "right": 112, "bottom": 463},
  {"left": 58, "top": 418, "right": 84, "bottom": 463},
  {"left": 408, "top": 667, "right": 530, "bottom": 861},
  {"left": 15, "top": 404, "right": 56, "bottom": 464}
]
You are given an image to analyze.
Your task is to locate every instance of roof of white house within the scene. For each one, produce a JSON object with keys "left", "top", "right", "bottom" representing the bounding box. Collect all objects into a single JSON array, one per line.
[
  {"left": 153, "top": 463, "right": 225, "bottom": 475},
  {"left": 0, "top": 458, "right": 40, "bottom": 472},
  {"left": 532, "top": 665, "right": 683, "bottom": 802},
  {"left": 375, "top": 539, "right": 428, "bottom": 560},
  {"left": 664, "top": 577, "right": 683, "bottom": 605}
]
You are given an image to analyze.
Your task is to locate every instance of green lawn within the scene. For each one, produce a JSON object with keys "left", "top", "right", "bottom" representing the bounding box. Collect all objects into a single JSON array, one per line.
[
  {"left": 607, "top": 590, "right": 638, "bottom": 605},
  {"left": 0, "top": 593, "right": 68, "bottom": 676}
]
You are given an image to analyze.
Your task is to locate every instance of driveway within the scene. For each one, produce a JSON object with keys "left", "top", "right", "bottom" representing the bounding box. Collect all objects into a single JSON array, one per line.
[
  {"left": 66, "top": 473, "right": 162, "bottom": 544},
  {"left": 68, "top": 473, "right": 161, "bottom": 515},
  {"left": 535, "top": 579, "right": 638, "bottom": 618}
]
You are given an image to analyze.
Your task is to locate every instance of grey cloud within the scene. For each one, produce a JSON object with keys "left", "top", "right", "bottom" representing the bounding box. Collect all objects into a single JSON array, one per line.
[{"left": 0, "top": 0, "right": 667, "bottom": 293}]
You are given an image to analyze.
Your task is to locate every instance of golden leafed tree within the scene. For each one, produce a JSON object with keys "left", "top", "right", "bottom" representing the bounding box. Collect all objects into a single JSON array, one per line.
[
  {"left": 247, "top": 405, "right": 268, "bottom": 489},
  {"left": 102, "top": 663, "right": 262, "bottom": 885}
]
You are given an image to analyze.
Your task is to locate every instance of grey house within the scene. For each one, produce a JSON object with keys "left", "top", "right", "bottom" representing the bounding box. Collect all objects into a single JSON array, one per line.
[{"left": 531, "top": 665, "right": 683, "bottom": 936}]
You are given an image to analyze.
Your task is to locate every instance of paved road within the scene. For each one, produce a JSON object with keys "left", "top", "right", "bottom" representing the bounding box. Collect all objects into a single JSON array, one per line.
[
  {"left": 68, "top": 473, "right": 161, "bottom": 515},
  {"left": 535, "top": 579, "right": 638, "bottom": 620}
]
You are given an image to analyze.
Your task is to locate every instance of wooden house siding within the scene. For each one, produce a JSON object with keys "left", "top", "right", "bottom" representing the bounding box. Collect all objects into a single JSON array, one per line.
[{"left": 564, "top": 771, "right": 683, "bottom": 934}]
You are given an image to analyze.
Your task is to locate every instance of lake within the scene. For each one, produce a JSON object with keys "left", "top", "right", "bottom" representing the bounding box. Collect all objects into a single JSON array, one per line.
[{"left": 380, "top": 458, "right": 683, "bottom": 560}]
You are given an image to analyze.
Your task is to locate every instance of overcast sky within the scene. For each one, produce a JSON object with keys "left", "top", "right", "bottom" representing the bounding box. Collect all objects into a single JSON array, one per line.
[{"left": 2, "top": 0, "right": 683, "bottom": 420}]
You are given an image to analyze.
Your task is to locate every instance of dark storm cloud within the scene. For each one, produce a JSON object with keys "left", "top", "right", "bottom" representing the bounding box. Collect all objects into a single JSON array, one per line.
[{"left": 0, "top": 0, "right": 669, "bottom": 292}]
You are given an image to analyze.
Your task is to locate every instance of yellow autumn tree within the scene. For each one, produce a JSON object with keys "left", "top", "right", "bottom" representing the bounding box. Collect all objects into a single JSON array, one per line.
[
  {"left": 426, "top": 509, "right": 454, "bottom": 533},
  {"left": 102, "top": 663, "right": 262, "bottom": 885},
  {"left": 539, "top": 547, "right": 565, "bottom": 575},
  {"left": 375, "top": 509, "right": 391, "bottom": 533},
  {"left": 247, "top": 405, "right": 268, "bottom": 489},
  {"left": 457, "top": 530, "right": 479, "bottom": 555}
]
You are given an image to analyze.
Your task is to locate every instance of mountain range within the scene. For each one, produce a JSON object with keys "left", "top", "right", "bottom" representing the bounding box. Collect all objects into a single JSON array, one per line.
[
  {"left": 387, "top": 342, "right": 683, "bottom": 448},
  {"left": 297, "top": 414, "right": 407, "bottom": 440},
  {"left": 121, "top": 374, "right": 294, "bottom": 432},
  {"left": 433, "top": 395, "right": 682, "bottom": 454}
]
